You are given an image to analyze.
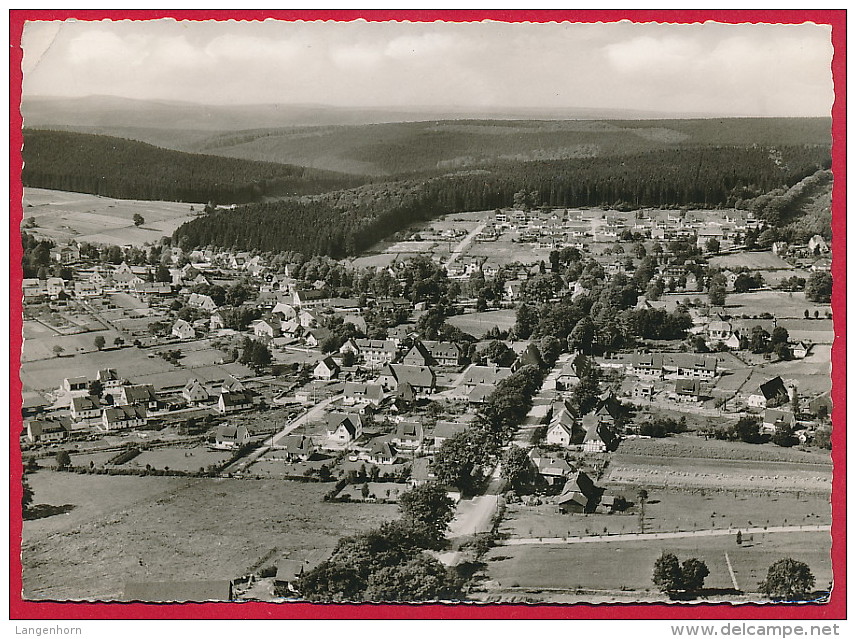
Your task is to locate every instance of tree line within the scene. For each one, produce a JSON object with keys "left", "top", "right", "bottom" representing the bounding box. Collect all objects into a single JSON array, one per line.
[
  {"left": 22, "top": 129, "right": 364, "bottom": 203},
  {"left": 173, "top": 144, "right": 831, "bottom": 258}
]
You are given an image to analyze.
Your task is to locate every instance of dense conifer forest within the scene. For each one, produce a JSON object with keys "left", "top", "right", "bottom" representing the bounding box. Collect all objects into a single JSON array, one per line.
[
  {"left": 22, "top": 129, "right": 364, "bottom": 203},
  {"left": 172, "top": 144, "right": 831, "bottom": 257}
]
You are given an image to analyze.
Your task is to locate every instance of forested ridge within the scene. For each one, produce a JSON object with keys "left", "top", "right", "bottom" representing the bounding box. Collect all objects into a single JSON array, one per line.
[
  {"left": 173, "top": 144, "right": 831, "bottom": 258},
  {"left": 22, "top": 129, "right": 365, "bottom": 203}
]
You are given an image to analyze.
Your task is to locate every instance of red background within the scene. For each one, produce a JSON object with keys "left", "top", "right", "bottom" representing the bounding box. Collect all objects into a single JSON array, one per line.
[{"left": 8, "top": 8, "right": 847, "bottom": 620}]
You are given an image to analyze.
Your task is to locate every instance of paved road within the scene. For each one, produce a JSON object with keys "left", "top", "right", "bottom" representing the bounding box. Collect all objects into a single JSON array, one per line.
[
  {"left": 444, "top": 223, "right": 486, "bottom": 270},
  {"left": 497, "top": 524, "right": 831, "bottom": 546}
]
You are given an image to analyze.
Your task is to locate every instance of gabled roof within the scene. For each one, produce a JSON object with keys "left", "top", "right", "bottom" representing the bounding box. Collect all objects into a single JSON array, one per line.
[
  {"left": 103, "top": 404, "right": 146, "bottom": 423},
  {"left": 71, "top": 396, "right": 99, "bottom": 412},
  {"left": 381, "top": 364, "right": 435, "bottom": 388},
  {"left": 759, "top": 376, "right": 788, "bottom": 400},
  {"left": 219, "top": 390, "right": 252, "bottom": 406},
  {"left": 403, "top": 341, "right": 434, "bottom": 365},
  {"left": 536, "top": 456, "right": 573, "bottom": 476},
  {"left": 395, "top": 420, "right": 424, "bottom": 441},
  {"left": 461, "top": 365, "right": 513, "bottom": 386},
  {"left": 327, "top": 412, "right": 362, "bottom": 436},
  {"left": 282, "top": 435, "right": 314, "bottom": 456},
  {"left": 433, "top": 421, "right": 468, "bottom": 440},
  {"left": 675, "top": 378, "right": 702, "bottom": 395}
]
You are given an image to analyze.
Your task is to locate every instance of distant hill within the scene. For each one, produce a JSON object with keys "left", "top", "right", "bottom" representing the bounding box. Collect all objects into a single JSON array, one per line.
[{"left": 21, "top": 129, "right": 366, "bottom": 204}]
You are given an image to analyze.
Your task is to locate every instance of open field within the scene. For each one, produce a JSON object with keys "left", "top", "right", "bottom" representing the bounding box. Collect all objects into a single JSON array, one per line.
[
  {"left": 22, "top": 326, "right": 123, "bottom": 363},
  {"left": 710, "top": 252, "right": 793, "bottom": 270},
  {"left": 127, "top": 446, "right": 233, "bottom": 473},
  {"left": 23, "top": 187, "right": 203, "bottom": 247},
  {"left": 20, "top": 347, "right": 176, "bottom": 391},
  {"left": 22, "top": 472, "right": 398, "bottom": 600},
  {"left": 446, "top": 310, "right": 517, "bottom": 337},
  {"left": 724, "top": 291, "right": 831, "bottom": 320},
  {"left": 479, "top": 530, "right": 831, "bottom": 600},
  {"left": 501, "top": 487, "right": 830, "bottom": 540},
  {"left": 615, "top": 435, "right": 832, "bottom": 465}
]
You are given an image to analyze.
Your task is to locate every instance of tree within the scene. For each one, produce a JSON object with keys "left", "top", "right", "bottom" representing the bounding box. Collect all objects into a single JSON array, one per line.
[
  {"left": 681, "top": 558, "right": 710, "bottom": 592},
  {"left": 398, "top": 483, "right": 455, "bottom": 547},
  {"left": 114, "top": 336, "right": 125, "bottom": 348},
  {"left": 52, "top": 345, "right": 64, "bottom": 358},
  {"left": 771, "top": 326, "right": 789, "bottom": 345},
  {"left": 94, "top": 335, "right": 106, "bottom": 351},
  {"left": 133, "top": 213, "right": 145, "bottom": 227},
  {"left": 500, "top": 445, "right": 535, "bottom": 491},
  {"left": 567, "top": 316, "right": 596, "bottom": 354},
  {"left": 55, "top": 450, "right": 72, "bottom": 469},
  {"left": 736, "top": 416, "right": 762, "bottom": 444},
  {"left": 736, "top": 530, "right": 743, "bottom": 545},
  {"left": 539, "top": 335, "right": 562, "bottom": 365},
  {"left": 431, "top": 428, "right": 496, "bottom": 495},
  {"left": 88, "top": 379, "right": 103, "bottom": 398},
  {"left": 705, "top": 238, "right": 721, "bottom": 254},
  {"left": 363, "top": 555, "right": 458, "bottom": 602},
  {"left": 652, "top": 552, "right": 684, "bottom": 595},
  {"left": 155, "top": 264, "right": 171, "bottom": 283},
  {"left": 758, "top": 558, "right": 816, "bottom": 601},
  {"left": 804, "top": 271, "right": 832, "bottom": 303},
  {"left": 772, "top": 424, "right": 798, "bottom": 447},
  {"left": 708, "top": 282, "right": 727, "bottom": 307}
]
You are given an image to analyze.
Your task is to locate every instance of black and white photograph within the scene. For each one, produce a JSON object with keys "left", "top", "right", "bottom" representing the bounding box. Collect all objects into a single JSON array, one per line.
[{"left": 14, "top": 13, "right": 839, "bottom": 609}]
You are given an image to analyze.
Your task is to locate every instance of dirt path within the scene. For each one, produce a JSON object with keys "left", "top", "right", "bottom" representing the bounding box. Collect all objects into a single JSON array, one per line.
[
  {"left": 497, "top": 523, "right": 830, "bottom": 546},
  {"left": 444, "top": 223, "right": 486, "bottom": 270}
]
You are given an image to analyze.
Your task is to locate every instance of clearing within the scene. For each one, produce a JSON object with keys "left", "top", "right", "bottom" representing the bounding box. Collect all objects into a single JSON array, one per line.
[
  {"left": 22, "top": 187, "right": 203, "bottom": 247},
  {"left": 446, "top": 310, "right": 517, "bottom": 337},
  {"left": 22, "top": 472, "right": 398, "bottom": 600}
]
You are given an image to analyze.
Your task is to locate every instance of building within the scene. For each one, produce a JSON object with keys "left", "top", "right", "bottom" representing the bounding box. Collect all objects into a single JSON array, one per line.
[
  {"left": 172, "top": 319, "right": 195, "bottom": 340},
  {"left": 280, "top": 435, "right": 315, "bottom": 462},
  {"left": 748, "top": 376, "right": 790, "bottom": 408},
  {"left": 313, "top": 357, "right": 340, "bottom": 380},
  {"left": 70, "top": 395, "right": 101, "bottom": 422},
  {"left": 217, "top": 390, "right": 253, "bottom": 415},
  {"left": 182, "top": 379, "right": 210, "bottom": 405},
  {"left": 101, "top": 405, "right": 147, "bottom": 431},
  {"left": 432, "top": 421, "right": 468, "bottom": 448},
  {"left": 392, "top": 420, "right": 424, "bottom": 449},
  {"left": 341, "top": 338, "right": 398, "bottom": 369},
  {"left": 326, "top": 413, "right": 363, "bottom": 444},
  {"left": 674, "top": 378, "right": 703, "bottom": 403},
  {"left": 26, "top": 417, "right": 71, "bottom": 443},
  {"left": 377, "top": 364, "right": 436, "bottom": 395},
  {"left": 343, "top": 382, "right": 383, "bottom": 406},
  {"left": 116, "top": 384, "right": 159, "bottom": 410},
  {"left": 254, "top": 317, "right": 282, "bottom": 339},
  {"left": 62, "top": 377, "right": 89, "bottom": 393},
  {"left": 401, "top": 341, "right": 434, "bottom": 367},
  {"left": 214, "top": 424, "right": 250, "bottom": 449}
]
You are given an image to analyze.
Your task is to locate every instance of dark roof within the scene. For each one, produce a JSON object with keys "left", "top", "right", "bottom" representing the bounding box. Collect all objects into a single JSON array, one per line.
[
  {"left": 759, "top": 376, "right": 788, "bottom": 400},
  {"left": 220, "top": 390, "right": 252, "bottom": 406},
  {"left": 123, "top": 580, "right": 233, "bottom": 602}
]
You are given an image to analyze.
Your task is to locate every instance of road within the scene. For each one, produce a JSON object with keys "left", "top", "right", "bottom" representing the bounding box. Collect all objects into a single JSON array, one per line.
[
  {"left": 443, "top": 223, "right": 486, "bottom": 270},
  {"left": 497, "top": 524, "right": 831, "bottom": 546},
  {"left": 219, "top": 393, "right": 342, "bottom": 475}
]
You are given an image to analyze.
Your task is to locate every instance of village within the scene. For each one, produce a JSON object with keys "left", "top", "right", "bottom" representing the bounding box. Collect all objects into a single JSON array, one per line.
[{"left": 20, "top": 196, "right": 834, "bottom": 602}]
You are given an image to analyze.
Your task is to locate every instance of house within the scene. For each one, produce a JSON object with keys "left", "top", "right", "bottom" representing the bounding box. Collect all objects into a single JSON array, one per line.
[
  {"left": 467, "top": 384, "right": 495, "bottom": 405},
  {"left": 808, "top": 234, "right": 830, "bottom": 254},
  {"left": 532, "top": 456, "right": 574, "bottom": 485},
  {"left": 377, "top": 364, "right": 436, "bottom": 395},
  {"left": 433, "top": 421, "right": 468, "bottom": 448},
  {"left": 293, "top": 289, "right": 330, "bottom": 308},
  {"left": 62, "top": 376, "right": 89, "bottom": 393},
  {"left": 792, "top": 342, "right": 812, "bottom": 359},
  {"left": 280, "top": 435, "right": 315, "bottom": 462},
  {"left": 365, "top": 439, "right": 399, "bottom": 465},
  {"left": 706, "top": 321, "right": 735, "bottom": 343},
  {"left": 503, "top": 280, "right": 524, "bottom": 301},
  {"left": 182, "top": 379, "right": 210, "bottom": 405},
  {"left": 101, "top": 404, "right": 147, "bottom": 431},
  {"left": 341, "top": 338, "right": 398, "bottom": 369},
  {"left": 220, "top": 375, "right": 245, "bottom": 394},
  {"left": 74, "top": 281, "right": 102, "bottom": 297},
  {"left": 123, "top": 580, "right": 233, "bottom": 603},
  {"left": 272, "top": 302, "right": 298, "bottom": 320},
  {"left": 70, "top": 395, "right": 101, "bottom": 422},
  {"left": 172, "top": 319, "right": 195, "bottom": 340},
  {"left": 670, "top": 354, "right": 718, "bottom": 379},
  {"left": 51, "top": 243, "right": 80, "bottom": 264},
  {"left": 392, "top": 420, "right": 424, "bottom": 449},
  {"left": 90, "top": 369, "right": 118, "bottom": 397},
  {"left": 273, "top": 560, "right": 306, "bottom": 594},
  {"left": 313, "top": 356, "right": 340, "bottom": 380},
  {"left": 214, "top": 424, "right": 250, "bottom": 449},
  {"left": 633, "top": 381, "right": 655, "bottom": 400},
  {"left": 674, "top": 378, "right": 703, "bottom": 403},
  {"left": 581, "top": 414, "right": 618, "bottom": 453},
  {"left": 748, "top": 376, "right": 790, "bottom": 408},
  {"left": 343, "top": 382, "right": 383, "bottom": 406},
  {"left": 556, "top": 470, "right": 598, "bottom": 513},
  {"left": 305, "top": 328, "right": 332, "bottom": 349},
  {"left": 116, "top": 384, "right": 159, "bottom": 410},
  {"left": 254, "top": 317, "right": 282, "bottom": 339},
  {"left": 628, "top": 353, "right": 665, "bottom": 378},
  {"left": 762, "top": 409, "right": 796, "bottom": 433},
  {"left": 217, "top": 390, "right": 253, "bottom": 414},
  {"left": 26, "top": 417, "right": 71, "bottom": 443},
  {"left": 459, "top": 365, "right": 513, "bottom": 392},
  {"left": 209, "top": 313, "right": 226, "bottom": 331},
  {"left": 46, "top": 277, "right": 65, "bottom": 297},
  {"left": 326, "top": 413, "right": 363, "bottom": 444},
  {"left": 402, "top": 341, "right": 434, "bottom": 367},
  {"left": 424, "top": 341, "right": 464, "bottom": 367},
  {"left": 511, "top": 343, "right": 544, "bottom": 372},
  {"left": 555, "top": 354, "right": 590, "bottom": 391},
  {"left": 545, "top": 420, "right": 576, "bottom": 448}
]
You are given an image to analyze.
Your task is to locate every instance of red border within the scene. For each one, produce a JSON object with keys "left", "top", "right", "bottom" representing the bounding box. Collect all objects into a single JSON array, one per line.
[{"left": 8, "top": 9, "right": 846, "bottom": 621}]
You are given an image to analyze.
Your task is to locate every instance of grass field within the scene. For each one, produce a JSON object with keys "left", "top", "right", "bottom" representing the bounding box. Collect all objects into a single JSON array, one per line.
[
  {"left": 20, "top": 347, "right": 176, "bottom": 391},
  {"left": 128, "top": 446, "right": 232, "bottom": 473},
  {"left": 480, "top": 531, "right": 831, "bottom": 599},
  {"left": 615, "top": 435, "right": 832, "bottom": 465},
  {"left": 23, "top": 187, "right": 202, "bottom": 247},
  {"left": 22, "top": 472, "right": 398, "bottom": 600},
  {"left": 724, "top": 291, "right": 831, "bottom": 320},
  {"left": 446, "top": 309, "right": 517, "bottom": 337},
  {"left": 710, "top": 252, "right": 793, "bottom": 270},
  {"left": 22, "top": 326, "right": 123, "bottom": 363}
]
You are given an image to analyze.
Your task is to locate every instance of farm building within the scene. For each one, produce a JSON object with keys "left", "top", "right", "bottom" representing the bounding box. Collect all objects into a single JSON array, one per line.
[
  {"left": 214, "top": 424, "right": 250, "bottom": 449},
  {"left": 101, "top": 405, "right": 147, "bottom": 431}
]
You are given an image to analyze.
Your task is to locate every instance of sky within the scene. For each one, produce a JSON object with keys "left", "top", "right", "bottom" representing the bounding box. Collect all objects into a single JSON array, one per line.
[{"left": 20, "top": 19, "right": 834, "bottom": 117}]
